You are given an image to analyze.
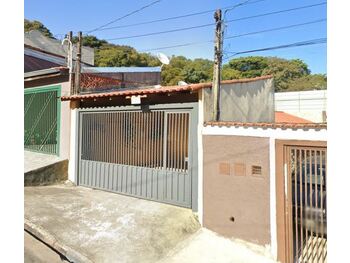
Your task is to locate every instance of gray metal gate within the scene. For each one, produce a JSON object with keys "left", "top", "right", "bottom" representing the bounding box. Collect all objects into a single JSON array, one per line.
[{"left": 77, "top": 104, "right": 197, "bottom": 208}]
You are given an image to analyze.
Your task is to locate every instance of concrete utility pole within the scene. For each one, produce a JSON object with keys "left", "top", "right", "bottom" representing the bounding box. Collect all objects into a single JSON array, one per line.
[
  {"left": 212, "top": 9, "right": 223, "bottom": 121},
  {"left": 74, "top": 31, "right": 82, "bottom": 95},
  {"left": 67, "top": 31, "right": 74, "bottom": 95}
]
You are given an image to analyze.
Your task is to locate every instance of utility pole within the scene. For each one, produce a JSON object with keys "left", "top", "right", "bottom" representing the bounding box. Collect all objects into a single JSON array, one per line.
[
  {"left": 67, "top": 31, "right": 74, "bottom": 95},
  {"left": 74, "top": 31, "right": 82, "bottom": 95},
  {"left": 212, "top": 9, "right": 223, "bottom": 121}
]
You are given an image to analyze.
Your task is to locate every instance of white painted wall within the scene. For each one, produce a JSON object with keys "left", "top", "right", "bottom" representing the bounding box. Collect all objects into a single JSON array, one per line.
[
  {"left": 197, "top": 90, "right": 204, "bottom": 225},
  {"left": 275, "top": 90, "right": 327, "bottom": 123},
  {"left": 68, "top": 108, "right": 77, "bottom": 183},
  {"left": 202, "top": 125, "right": 327, "bottom": 260},
  {"left": 59, "top": 81, "right": 71, "bottom": 160}
]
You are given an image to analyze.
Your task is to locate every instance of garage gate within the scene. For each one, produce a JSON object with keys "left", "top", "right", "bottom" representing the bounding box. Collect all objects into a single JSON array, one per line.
[{"left": 77, "top": 104, "right": 198, "bottom": 208}]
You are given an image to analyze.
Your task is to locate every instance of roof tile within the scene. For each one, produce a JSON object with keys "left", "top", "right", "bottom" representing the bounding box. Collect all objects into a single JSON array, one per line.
[
  {"left": 204, "top": 121, "right": 327, "bottom": 130},
  {"left": 61, "top": 75, "right": 273, "bottom": 101}
]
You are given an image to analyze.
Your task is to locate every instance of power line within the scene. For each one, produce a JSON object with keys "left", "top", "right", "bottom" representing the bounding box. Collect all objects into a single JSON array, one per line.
[
  {"left": 86, "top": 0, "right": 163, "bottom": 34},
  {"left": 225, "top": 2, "right": 326, "bottom": 23},
  {"left": 89, "top": 0, "right": 266, "bottom": 32},
  {"left": 139, "top": 18, "right": 326, "bottom": 52},
  {"left": 106, "top": 22, "right": 215, "bottom": 41},
  {"left": 223, "top": 38, "right": 327, "bottom": 61},
  {"left": 225, "top": 18, "right": 326, "bottom": 40},
  {"left": 105, "top": 2, "right": 326, "bottom": 41},
  {"left": 140, "top": 40, "right": 213, "bottom": 52}
]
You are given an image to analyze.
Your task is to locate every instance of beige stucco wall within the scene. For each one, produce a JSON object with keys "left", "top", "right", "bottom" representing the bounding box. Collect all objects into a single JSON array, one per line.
[{"left": 203, "top": 135, "right": 271, "bottom": 246}]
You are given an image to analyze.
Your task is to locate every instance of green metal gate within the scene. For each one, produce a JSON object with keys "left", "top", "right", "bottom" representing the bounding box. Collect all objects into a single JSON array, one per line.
[{"left": 24, "top": 85, "right": 61, "bottom": 155}]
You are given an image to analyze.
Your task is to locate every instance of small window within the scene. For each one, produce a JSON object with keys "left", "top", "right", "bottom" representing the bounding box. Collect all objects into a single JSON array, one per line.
[
  {"left": 251, "top": 165, "right": 262, "bottom": 177},
  {"left": 219, "top": 162, "right": 230, "bottom": 175},
  {"left": 234, "top": 163, "right": 246, "bottom": 176}
]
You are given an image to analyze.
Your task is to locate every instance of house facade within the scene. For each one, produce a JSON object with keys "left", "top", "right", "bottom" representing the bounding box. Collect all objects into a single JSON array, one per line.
[
  {"left": 24, "top": 32, "right": 327, "bottom": 262},
  {"left": 61, "top": 74, "right": 326, "bottom": 262}
]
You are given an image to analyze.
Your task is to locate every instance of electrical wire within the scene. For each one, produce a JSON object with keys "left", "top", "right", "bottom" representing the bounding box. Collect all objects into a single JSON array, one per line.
[
  {"left": 92, "top": 0, "right": 266, "bottom": 32},
  {"left": 223, "top": 38, "right": 327, "bottom": 61},
  {"left": 225, "top": 2, "right": 326, "bottom": 24},
  {"left": 105, "top": 22, "right": 215, "bottom": 41},
  {"left": 86, "top": 0, "right": 163, "bottom": 34},
  {"left": 105, "top": 2, "right": 326, "bottom": 41},
  {"left": 139, "top": 19, "right": 326, "bottom": 52}
]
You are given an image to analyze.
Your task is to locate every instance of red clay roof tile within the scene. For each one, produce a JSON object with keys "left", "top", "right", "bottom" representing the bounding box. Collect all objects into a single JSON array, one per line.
[
  {"left": 61, "top": 75, "right": 273, "bottom": 101},
  {"left": 275, "top": 111, "right": 313, "bottom": 124},
  {"left": 204, "top": 121, "right": 327, "bottom": 130}
]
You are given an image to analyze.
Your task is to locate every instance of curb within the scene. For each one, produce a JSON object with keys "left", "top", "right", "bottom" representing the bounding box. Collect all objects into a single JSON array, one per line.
[{"left": 24, "top": 218, "right": 94, "bottom": 263}]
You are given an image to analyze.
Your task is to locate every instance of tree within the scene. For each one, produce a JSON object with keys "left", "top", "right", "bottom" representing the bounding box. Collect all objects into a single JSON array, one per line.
[
  {"left": 227, "top": 56, "right": 269, "bottom": 78},
  {"left": 24, "top": 19, "right": 54, "bottom": 38},
  {"left": 285, "top": 74, "right": 327, "bottom": 91},
  {"left": 261, "top": 57, "right": 310, "bottom": 91},
  {"left": 223, "top": 56, "right": 324, "bottom": 92},
  {"left": 222, "top": 65, "right": 242, "bottom": 80},
  {"left": 72, "top": 35, "right": 108, "bottom": 49}
]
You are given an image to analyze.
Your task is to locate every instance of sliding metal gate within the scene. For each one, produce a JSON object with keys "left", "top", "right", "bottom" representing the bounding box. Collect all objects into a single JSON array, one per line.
[
  {"left": 285, "top": 146, "right": 327, "bottom": 263},
  {"left": 77, "top": 105, "right": 197, "bottom": 208}
]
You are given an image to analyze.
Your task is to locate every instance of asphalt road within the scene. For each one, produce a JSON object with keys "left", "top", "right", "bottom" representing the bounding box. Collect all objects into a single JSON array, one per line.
[{"left": 24, "top": 231, "right": 69, "bottom": 263}]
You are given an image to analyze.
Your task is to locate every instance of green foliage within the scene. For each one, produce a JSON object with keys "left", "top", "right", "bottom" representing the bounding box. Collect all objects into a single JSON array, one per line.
[
  {"left": 72, "top": 35, "right": 108, "bottom": 48},
  {"left": 285, "top": 74, "right": 327, "bottom": 91},
  {"left": 227, "top": 56, "right": 269, "bottom": 78},
  {"left": 222, "top": 65, "right": 243, "bottom": 80},
  {"left": 24, "top": 19, "right": 54, "bottom": 38},
  {"left": 161, "top": 56, "right": 213, "bottom": 85},
  {"left": 95, "top": 45, "right": 160, "bottom": 67},
  {"left": 223, "top": 56, "right": 326, "bottom": 92}
]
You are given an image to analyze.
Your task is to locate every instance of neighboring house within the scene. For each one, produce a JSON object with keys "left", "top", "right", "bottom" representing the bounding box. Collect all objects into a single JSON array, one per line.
[
  {"left": 80, "top": 66, "right": 161, "bottom": 92},
  {"left": 24, "top": 30, "right": 161, "bottom": 158},
  {"left": 24, "top": 30, "right": 95, "bottom": 157},
  {"left": 24, "top": 67, "right": 71, "bottom": 158},
  {"left": 275, "top": 90, "right": 327, "bottom": 123},
  {"left": 24, "top": 30, "right": 94, "bottom": 72}
]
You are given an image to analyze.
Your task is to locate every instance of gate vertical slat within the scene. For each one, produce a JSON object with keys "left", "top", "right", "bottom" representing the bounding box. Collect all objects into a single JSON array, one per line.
[
  {"left": 314, "top": 149, "right": 319, "bottom": 262},
  {"left": 293, "top": 148, "right": 299, "bottom": 262},
  {"left": 145, "top": 112, "right": 149, "bottom": 168},
  {"left": 298, "top": 149, "right": 303, "bottom": 261},
  {"left": 308, "top": 150, "right": 314, "bottom": 262},
  {"left": 304, "top": 149, "right": 309, "bottom": 261}
]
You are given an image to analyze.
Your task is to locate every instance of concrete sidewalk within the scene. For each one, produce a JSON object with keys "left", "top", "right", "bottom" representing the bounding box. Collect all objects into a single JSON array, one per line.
[
  {"left": 24, "top": 150, "right": 63, "bottom": 173},
  {"left": 24, "top": 151, "right": 68, "bottom": 186},
  {"left": 24, "top": 185, "right": 200, "bottom": 263},
  {"left": 162, "top": 228, "right": 276, "bottom": 263}
]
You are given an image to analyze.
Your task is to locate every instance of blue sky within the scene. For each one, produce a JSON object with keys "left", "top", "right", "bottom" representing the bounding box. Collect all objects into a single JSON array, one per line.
[{"left": 25, "top": 0, "right": 327, "bottom": 74}]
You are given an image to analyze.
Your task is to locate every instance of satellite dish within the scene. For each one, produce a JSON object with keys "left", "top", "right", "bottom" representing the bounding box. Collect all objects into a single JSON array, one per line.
[
  {"left": 157, "top": 53, "right": 170, "bottom": 68},
  {"left": 178, "top": 81, "right": 188, "bottom": 86}
]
